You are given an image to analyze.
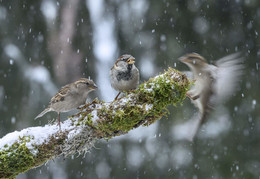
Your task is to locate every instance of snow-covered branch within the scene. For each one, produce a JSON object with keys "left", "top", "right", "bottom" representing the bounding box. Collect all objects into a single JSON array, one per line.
[{"left": 0, "top": 68, "right": 190, "bottom": 178}]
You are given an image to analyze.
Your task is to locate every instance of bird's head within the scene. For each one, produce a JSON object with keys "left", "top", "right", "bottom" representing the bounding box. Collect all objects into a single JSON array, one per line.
[
  {"left": 179, "top": 53, "right": 208, "bottom": 70},
  {"left": 115, "top": 54, "right": 135, "bottom": 67},
  {"left": 75, "top": 78, "right": 98, "bottom": 92}
]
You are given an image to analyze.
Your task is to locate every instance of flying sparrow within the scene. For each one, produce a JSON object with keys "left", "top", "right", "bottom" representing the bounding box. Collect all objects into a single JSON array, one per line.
[
  {"left": 35, "top": 78, "right": 98, "bottom": 129},
  {"left": 110, "top": 54, "right": 140, "bottom": 100},
  {"left": 179, "top": 52, "right": 244, "bottom": 140}
]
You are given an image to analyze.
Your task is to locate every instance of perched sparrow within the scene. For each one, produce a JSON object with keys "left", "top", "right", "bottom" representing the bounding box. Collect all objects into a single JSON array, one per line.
[
  {"left": 179, "top": 52, "right": 244, "bottom": 140},
  {"left": 110, "top": 54, "right": 140, "bottom": 100},
  {"left": 35, "top": 78, "right": 98, "bottom": 129}
]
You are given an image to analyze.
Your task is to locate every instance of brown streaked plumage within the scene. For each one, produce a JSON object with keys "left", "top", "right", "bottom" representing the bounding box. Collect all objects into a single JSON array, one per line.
[
  {"left": 179, "top": 52, "right": 244, "bottom": 141},
  {"left": 35, "top": 78, "right": 98, "bottom": 129}
]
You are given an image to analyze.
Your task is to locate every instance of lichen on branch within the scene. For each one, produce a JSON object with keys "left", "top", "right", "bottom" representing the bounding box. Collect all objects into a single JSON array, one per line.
[{"left": 0, "top": 67, "right": 190, "bottom": 178}]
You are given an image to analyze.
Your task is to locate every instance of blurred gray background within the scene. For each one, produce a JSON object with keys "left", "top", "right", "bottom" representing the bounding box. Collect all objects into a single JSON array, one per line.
[{"left": 0, "top": 0, "right": 259, "bottom": 178}]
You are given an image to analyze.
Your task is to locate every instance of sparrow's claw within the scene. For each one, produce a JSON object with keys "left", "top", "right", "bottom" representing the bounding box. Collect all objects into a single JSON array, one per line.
[
  {"left": 186, "top": 93, "right": 199, "bottom": 100},
  {"left": 57, "top": 112, "right": 61, "bottom": 130},
  {"left": 77, "top": 105, "right": 86, "bottom": 111},
  {"left": 114, "top": 92, "right": 121, "bottom": 101},
  {"left": 78, "top": 99, "right": 98, "bottom": 111}
]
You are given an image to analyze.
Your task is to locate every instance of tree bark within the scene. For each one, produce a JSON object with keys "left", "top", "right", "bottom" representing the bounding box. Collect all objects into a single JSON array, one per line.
[{"left": 47, "top": 0, "right": 83, "bottom": 85}]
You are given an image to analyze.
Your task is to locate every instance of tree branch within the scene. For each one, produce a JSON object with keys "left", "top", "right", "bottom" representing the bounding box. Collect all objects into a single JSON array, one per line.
[{"left": 0, "top": 68, "right": 190, "bottom": 178}]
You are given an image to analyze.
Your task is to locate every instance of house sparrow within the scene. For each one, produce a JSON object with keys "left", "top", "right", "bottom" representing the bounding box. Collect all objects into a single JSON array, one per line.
[
  {"left": 35, "top": 78, "right": 98, "bottom": 129},
  {"left": 179, "top": 52, "right": 244, "bottom": 140},
  {"left": 110, "top": 54, "right": 140, "bottom": 100}
]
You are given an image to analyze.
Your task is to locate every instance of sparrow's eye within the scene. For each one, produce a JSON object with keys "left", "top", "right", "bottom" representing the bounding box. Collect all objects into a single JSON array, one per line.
[
  {"left": 86, "top": 82, "right": 89, "bottom": 85},
  {"left": 187, "top": 56, "right": 196, "bottom": 60}
]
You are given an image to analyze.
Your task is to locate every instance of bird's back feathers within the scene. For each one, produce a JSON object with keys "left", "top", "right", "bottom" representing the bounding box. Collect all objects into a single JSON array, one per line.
[{"left": 50, "top": 84, "right": 72, "bottom": 104}]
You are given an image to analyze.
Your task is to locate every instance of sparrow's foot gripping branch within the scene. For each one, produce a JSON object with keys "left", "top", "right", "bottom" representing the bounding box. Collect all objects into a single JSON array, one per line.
[{"left": 0, "top": 67, "right": 190, "bottom": 178}]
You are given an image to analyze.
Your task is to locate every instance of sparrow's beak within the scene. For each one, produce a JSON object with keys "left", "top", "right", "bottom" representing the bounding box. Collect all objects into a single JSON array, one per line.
[
  {"left": 126, "top": 57, "right": 135, "bottom": 64},
  {"left": 90, "top": 84, "right": 98, "bottom": 90},
  {"left": 178, "top": 56, "right": 189, "bottom": 63}
]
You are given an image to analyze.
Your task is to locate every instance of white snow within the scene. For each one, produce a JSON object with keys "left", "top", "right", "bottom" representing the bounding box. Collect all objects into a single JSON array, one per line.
[
  {"left": 9, "top": 59, "right": 14, "bottom": 65},
  {"left": 90, "top": 110, "right": 99, "bottom": 122},
  {"left": 120, "top": 97, "right": 129, "bottom": 104},
  {"left": 252, "top": 100, "right": 256, "bottom": 105},
  {"left": 67, "top": 127, "right": 82, "bottom": 140},
  {"left": 160, "top": 34, "right": 166, "bottom": 42},
  {"left": 11, "top": 116, "right": 16, "bottom": 124},
  {"left": 4, "top": 44, "right": 21, "bottom": 59},
  {"left": 145, "top": 88, "right": 153, "bottom": 92},
  {"left": 140, "top": 56, "right": 155, "bottom": 78},
  {"left": 0, "top": 119, "right": 75, "bottom": 154},
  {"left": 25, "top": 66, "right": 51, "bottom": 84},
  {"left": 144, "top": 83, "right": 155, "bottom": 92},
  {"left": 170, "top": 72, "right": 181, "bottom": 80},
  {"left": 193, "top": 16, "right": 209, "bottom": 34},
  {"left": 144, "top": 104, "right": 153, "bottom": 111},
  {"left": 41, "top": 0, "right": 57, "bottom": 20},
  {"left": 154, "top": 74, "right": 164, "bottom": 80}
]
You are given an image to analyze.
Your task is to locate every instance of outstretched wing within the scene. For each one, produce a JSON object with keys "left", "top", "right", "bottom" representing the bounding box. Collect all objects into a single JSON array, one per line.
[{"left": 213, "top": 52, "right": 245, "bottom": 104}]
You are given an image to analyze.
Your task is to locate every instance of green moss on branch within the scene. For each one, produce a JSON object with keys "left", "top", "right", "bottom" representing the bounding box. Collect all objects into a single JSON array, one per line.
[
  {"left": 78, "top": 67, "right": 190, "bottom": 138},
  {"left": 0, "top": 133, "right": 67, "bottom": 179},
  {"left": 0, "top": 67, "right": 190, "bottom": 178}
]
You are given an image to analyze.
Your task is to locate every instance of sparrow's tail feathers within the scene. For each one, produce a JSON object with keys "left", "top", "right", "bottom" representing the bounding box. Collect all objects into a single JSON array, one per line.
[
  {"left": 189, "top": 116, "right": 202, "bottom": 142},
  {"left": 172, "top": 113, "right": 202, "bottom": 142},
  {"left": 35, "top": 107, "right": 52, "bottom": 120},
  {"left": 186, "top": 111, "right": 209, "bottom": 142}
]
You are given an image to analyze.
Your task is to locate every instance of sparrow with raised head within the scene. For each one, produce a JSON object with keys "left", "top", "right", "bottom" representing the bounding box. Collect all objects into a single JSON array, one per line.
[
  {"left": 110, "top": 54, "right": 140, "bottom": 100},
  {"left": 179, "top": 52, "right": 244, "bottom": 140},
  {"left": 35, "top": 78, "right": 98, "bottom": 129}
]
